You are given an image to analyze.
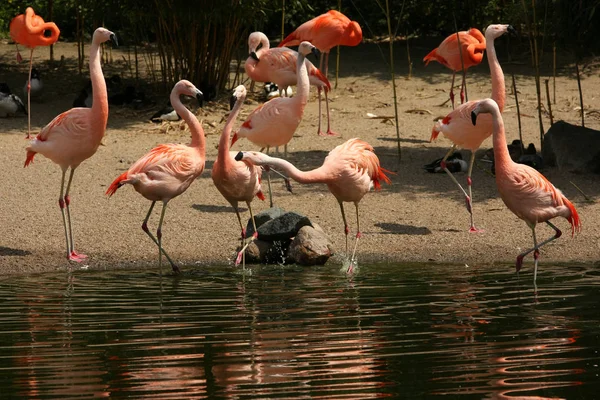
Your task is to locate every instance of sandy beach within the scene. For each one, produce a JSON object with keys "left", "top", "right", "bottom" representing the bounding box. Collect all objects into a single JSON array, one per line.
[{"left": 1, "top": 38, "right": 599, "bottom": 276}]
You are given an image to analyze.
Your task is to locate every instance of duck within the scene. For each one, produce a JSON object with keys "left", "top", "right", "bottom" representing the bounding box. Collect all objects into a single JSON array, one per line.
[
  {"left": 0, "top": 83, "right": 27, "bottom": 117},
  {"left": 424, "top": 152, "right": 468, "bottom": 173},
  {"left": 486, "top": 141, "right": 544, "bottom": 175},
  {"left": 263, "top": 82, "right": 293, "bottom": 100},
  {"left": 150, "top": 101, "right": 180, "bottom": 122},
  {"left": 23, "top": 68, "right": 43, "bottom": 99}
]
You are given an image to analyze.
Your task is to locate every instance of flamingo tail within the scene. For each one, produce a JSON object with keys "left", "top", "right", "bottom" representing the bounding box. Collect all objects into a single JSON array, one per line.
[
  {"left": 256, "top": 190, "right": 265, "bottom": 201},
  {"left": 423, "top": 48, "right": 440, "bottom": 66},
  {"left": 372, "top": 167, "right": 394, "bottom": 190},
  {"left": 278, "top": 31, "right": 300, "bottom": 48},
  {"left": 311, "top": 68, "right": 331, "bottom": 91},
  {"left": 24, "top": 150, "right": 36, "bottom": 167},
  {"left": 564, "top": 197, "right": 581, "bottom": 236},
  {"left": 106, "top": 171, "right": 129, "bottom": 197}
]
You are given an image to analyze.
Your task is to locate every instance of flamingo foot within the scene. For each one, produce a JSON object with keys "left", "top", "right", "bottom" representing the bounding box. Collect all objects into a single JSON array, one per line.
[
  {"left": 171, "top": 264, "right": 181, "bottom": 274},
  {"left": 516, "top": 255, "right": 524, "bottom": 272},
  {"left": 325, "top": 129, "right": 338, "bottom": 136},
  {"left": 469, "top": 226, "right": 484, "bottom": 233},
  {"left": 318, "top": 130, "right": 327, "bottom": 136},
  {"left": 68, "top": 251, "right": 87, "bottom": 262},
  {"left": 235, "top": 250, "right": 244, "bottom": 266},
  {"left": 465, "top": 196, "right": 473, "bottom": 213}
]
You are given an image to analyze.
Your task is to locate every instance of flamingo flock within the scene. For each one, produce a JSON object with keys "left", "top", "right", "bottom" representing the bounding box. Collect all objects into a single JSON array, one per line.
[{"left": 11, "top": 8, "right": 582, "bottom": 283}]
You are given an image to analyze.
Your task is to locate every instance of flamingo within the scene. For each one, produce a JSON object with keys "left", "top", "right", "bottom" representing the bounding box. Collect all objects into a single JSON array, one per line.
[
  {"left": 430, "top": 24, "right": 516, "bottom": 232},
  {"left": 232, "top": 41, "right": 318, "bottom": 207},
  {"left": 10, "top": 7, "right": 60, "bottom": 138},
  {"left": 245, "top": 32, "right": 334, "bottom": 136},
  {"left": 105, "top": 80, "right": 205, "bottom": 273},
  {"left": 235, "top": 138, "right": 392, "bottom": 273},
  {"left": 423, "top": 27, "right": 486, "bottom": 108},
  {"left": 211, "top": 85, "right": 265, "bottom": 267},
  {"left": 471, "top": 98, "right": 581, "bottom": 282},
  {"left": 24, "top": 27, "right": 116, "bottom": 263},
  {"left": 278, "top": 10, "right": 362, "bottom": 78}
]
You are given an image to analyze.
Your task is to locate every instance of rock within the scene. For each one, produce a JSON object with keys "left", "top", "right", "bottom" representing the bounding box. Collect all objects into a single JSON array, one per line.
[
  {"left": 542, "top": 121, "right": 600, "bottom": 173},
  {"left": 287, "top": 226, "right": 334, "bottom": 266},
  {"left": 246, "top": 207, "right": 284, "bottom": 237},
  {"left": 256, "top": 211, "right": 312, "bottom": 241},
  {"left": 239, "top": 239, "right": 291, "bottom": 265},
  {"left": 242, "top": 239, "right": 271, "bottom": 263}
]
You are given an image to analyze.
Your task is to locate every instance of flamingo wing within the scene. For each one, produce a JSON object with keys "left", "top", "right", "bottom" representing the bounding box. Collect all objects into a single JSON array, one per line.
[
  {"left": 239, "top": 98, "right": 298, "bottom": 136},
  {"left": 37, "top": 108, "right": 90, "bottom": 142},
  {"left": 431, "top": 100, "right": 493, "bottom": 151},
  {"left": 128, "top": 143, "right": 204, "bottom": 180}
]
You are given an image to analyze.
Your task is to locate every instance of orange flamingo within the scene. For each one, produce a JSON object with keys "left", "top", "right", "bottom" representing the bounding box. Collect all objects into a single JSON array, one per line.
[
  {"left": 423, "top": 27, "right": 486, "bottom": 108},
  {"left": 471, "top": 98, "right": 581, "bottom": 282},
  {"left": 24, "top": 28, "right": 116, "bottom": 263},
  {"left": 278, "top": 10, "right": 362, "bottom": 78},
  {"left": 235, "top": 138, "right": 392, "bottom": 273},
  {"left": 10, "top": 7, "right": 60, "bottom": 139},
  {"left": 211, "top": 85, "right": 265, "bottom": 267},
  {"left": 232, "top": 41, "right": 318, "bottom": 207},
  {"left": 430, "top": 24, "right": 515, "bottom": 232},
  {"left": 245, "top": 32, "right": 335, "bottom": 136},
  {"left": 106, "top": 80, "right": 205, "bottom": 273}
]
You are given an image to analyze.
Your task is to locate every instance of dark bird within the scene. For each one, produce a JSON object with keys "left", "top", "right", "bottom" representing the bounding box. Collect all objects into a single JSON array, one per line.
[
  {"left": 150, "top": 101, "right": 180, "bottom": 122},
  {"left": 424, "top": 152, "right": 468, "bottom": 173},
  {"left": 0, "top": 83, "right": 27, "bottom": 117},
  {"left": 23, "top": 68, "right": 43, "bottom": 99}
]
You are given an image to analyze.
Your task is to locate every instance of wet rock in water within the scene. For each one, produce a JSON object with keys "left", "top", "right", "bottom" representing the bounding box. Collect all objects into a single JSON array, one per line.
[
  {"left": 246, "top": 207, "right": 285, "bottom": 237},
  {"left": 256, "top": 211, "right": 312, "bottom": 241},
  {"left": 287, "top": 226, "right": 334, "bottom": 266},
  {"left": 242, "top": 239, "right": 271, "bottom": 263},
  {"left": 542, "top": 121, "right": 600, "bottom": 173}
]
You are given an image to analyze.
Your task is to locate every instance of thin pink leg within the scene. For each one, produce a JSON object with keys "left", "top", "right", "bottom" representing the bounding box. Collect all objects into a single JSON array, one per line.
[
  {"left": 317, "top": 87, "right": 325, "bottom": 136},
  {"left": 449, "top": 72, "right": 456, "bottom": 109},
  {"left": 324, "top": 88, "right": 337, "bottom": 136}
]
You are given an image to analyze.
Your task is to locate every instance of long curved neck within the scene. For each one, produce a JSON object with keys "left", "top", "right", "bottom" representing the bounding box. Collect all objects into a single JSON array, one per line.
[
  {"left": 171, "top": 91, "right": 205, "bottom": 152},
  {"left": 487, "top": 35, "right": 505, "bottom": 112},
  {"left": 89, "top": 38, "right": 108, "bottom": 132},
  {"left": 260, "top": 34, "right": 270, "bottom": 50},
  {"left": 294, "top": 53, "right": 310, "bottom": 105},
  {"left": 219, "top": 96, "right": 245, "bottom": 163},
  {"left": 262, "top": 157, "right": 331, "bottom": 184},
  {"left": 490, "top": 107, "right": 512, "bottom": 176}
]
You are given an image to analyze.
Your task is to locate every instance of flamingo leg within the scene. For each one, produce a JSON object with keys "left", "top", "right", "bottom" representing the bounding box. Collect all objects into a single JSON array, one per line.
[
  {"left": 58, "top": 169, "right": 73, "bottom": 262},
  {"left": 466, "top": 151, "right": 482, "bottom": 233},
  {"left": 339, "top": 201, "right": 349, "bottom": 257},
  {"left": 265, "top": 146, "right": 273, "bottom": 208},
  {"left": 233, "top": 204, "right": 246, "bottom": 268},
  {"left": 26, "top": 48, "right": 34, "bottom": 139},
  {"left": 156, "top": 201, "right": 170, "bottom": 272},
  {"left": 324, "top": 88, "right": 337, "bottom": 136},
  {"left": 317, "top": 87, "right": 324, "bottom": 136},
  {"left": 449, "top": 72, "right": 456, "bottom": 109},
  {"left": 64, "top": 167, "right": 87, "bottom": 261},
  {"left": 142, "top": 201, "right": 179, "bottom": 272},
  {"left": 324, "top": 52, "right": 330, "bottom": 79},
  {"left": 236, "top": 202, "right": 259, "bottom": 267},
  {"left": 319, "top": 52, "right": 324, "bottom": 74},
  {"left": 349, "top": 203, "right": 361, "bottom": 273},
  {"left": 460, "top": 73, "right": 467, "bottom": 104},
  {"left": 516, "top": 221, "right": 562, "bottom": 281},
  {"left": 440, "top": 146, "right": 474, "bottom": 232}
]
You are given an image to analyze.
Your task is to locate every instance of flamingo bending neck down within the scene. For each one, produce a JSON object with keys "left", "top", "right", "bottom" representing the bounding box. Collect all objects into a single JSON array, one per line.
[
  {"left": 232, "top": 41, "right": 318, "bottom": 208},
  {"left": 24, "top": 27, "right": 116, "bottom": 263},
  {"left": 423, "top": 27, "right": 486, "bottom": 109},
  {"left": 430, "top": 24, "right": 516, "bottom": 232},
  {"left": 211, "top": 85, "right": 266, "bottom": 267},
  {"left": 245, "top": 32, "right": 335, "bottom": 136},
  {"left": 235, "top": 138, "right": 392, "bottom": 273},
  {"left": 471, "top": 98, "right": 581, "bottom": 282},
  {"left": 106, "top": 80, "right": 205, "bottom": 273}
]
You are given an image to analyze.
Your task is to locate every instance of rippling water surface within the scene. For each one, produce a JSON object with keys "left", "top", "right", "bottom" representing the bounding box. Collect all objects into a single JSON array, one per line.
[{"left": 0, "top": 263, "right": 599, "bottom": 399}]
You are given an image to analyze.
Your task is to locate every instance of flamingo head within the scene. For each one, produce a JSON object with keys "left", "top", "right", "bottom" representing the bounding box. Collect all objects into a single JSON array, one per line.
[
  {"left": 230, "top": 85, "right": 247, "bottom": 110},
  {"left": 485, "top": 24, "right": 517, "bottom": 41},
  {"left": 471, "top": 98, "right": 499, "bottom": 126},
  {"left": 248, "top": 31, "right": 268, "bottom": 55},
  {"left": 93, "top": 27, "right": 118, "bottom": 46},
  {"left": 234, "top": 151, "right": 271, "bottom": 166},
  {"left": 343, "top": 21, "right": 363, "bottom": 46},
  {"left": 173, "top": 80, "right": 204, "bottom": 106},
  {"left": 298, "top": 41, "right": 319, "bottom": 59}
]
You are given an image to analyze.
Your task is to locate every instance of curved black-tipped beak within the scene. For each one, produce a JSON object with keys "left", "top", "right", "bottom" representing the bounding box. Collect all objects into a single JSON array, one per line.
[
  {"left": 110, "top": 33, "right": 118, "bottom": 46},
  {"left": 229, "top": 94, "right": 236, "bottom": 111},
  {"left": 196, "top": 91, "right": 204, "bottom": 107},
  {"left": 250, "top": 51, "right": 259, "bottom": 62},
  {"left": 507, "top": 25, "right": 517, "bottom": 36},
  {"left": 234, "top": 151, "right": 244, "bottom": 161},
  {"left": 471, "top": 111, "right": 478, "bottom": 126},
  {"left": 311, "top": 47, "right": 320, "bottom": 58}
]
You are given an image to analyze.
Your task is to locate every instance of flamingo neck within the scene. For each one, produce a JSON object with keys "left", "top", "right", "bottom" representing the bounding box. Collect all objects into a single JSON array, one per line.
[
  {"left": 261, "top": 156, "right": 331, "bottom": 184},
  {"left": 89, "top": 39, "right": 108, "bottom": 134},
  {"left": 260, "top": 33, "right": 270, "bottom": 51},
  {"left": 487, "top": 34, "right": 505, "bottom": 112},
  {"left": 490, "top": 106, "right": 512, "bottom": 176},
  {"left": 171, "top": 91, "right": 205, "bottom": 153},
  {"left": 218, "top": 96, "right": 245, "bottom": 165},
  {"left": 294, "top": 53, "right": 310, "bottom": 106}
]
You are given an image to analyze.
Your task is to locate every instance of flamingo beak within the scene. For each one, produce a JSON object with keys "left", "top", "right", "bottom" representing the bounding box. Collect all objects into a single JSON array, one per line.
[
  {"left": 250, "top": 51, "right": 259, "bottom": 62},
  {"left": 471, "top": 111, "right": 478, "bottom": 126},
  {"left": 311, "top": 47, "right": 319, "bottom": 58},
  {"left": 507, "top": 25, "right": 517, "bottom": 36},
  {"left": 195, "top": 90, "right": 204, "bottom": 107},
  {"left": 235, "top": 151, "right": 244, "bottom": 161},
  {"left": 229, "top": 94, "right": 236, "bottom": 111},
  {"left": 110, "top": 33, "right": 118, "bottom": 46}
]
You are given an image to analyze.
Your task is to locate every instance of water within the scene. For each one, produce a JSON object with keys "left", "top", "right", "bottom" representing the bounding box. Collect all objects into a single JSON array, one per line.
[{"left": 0, "top": 263, "right": 598, "bottom": 399}]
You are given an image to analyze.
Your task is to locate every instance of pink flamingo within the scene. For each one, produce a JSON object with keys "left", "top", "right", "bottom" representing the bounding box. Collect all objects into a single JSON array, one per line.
[
  {"left": 423, "top": 27, "right": 486, "bottom": 108},
  {"left": 471, "top": 98, "right": 581, "bottom": 282},
  {"left": 278, "top": 10, "right": 362, "bottom": 78},
  {"left": 245, "top": 32, "right": 335, "bottom": 136},
  {"left": 10, "top": 7, "right": 60, "bottom": 138},
  {"left": 24, "top": 27, "right": 116, "bottom": 262},
  {"left": 430, "top": 24, "right": 516, "bottom": 232},
  {"left": 235, "top": 138, "right": 392, "bottom": 272},
  {"left": 232, "top": 41, "right": 318, "bottom": 207},
  {"left": 106, "top": 80, "right": 205, "bottom": 273},
  {"left": 211, "top": 85, "right": 265, "bottom": 267}
]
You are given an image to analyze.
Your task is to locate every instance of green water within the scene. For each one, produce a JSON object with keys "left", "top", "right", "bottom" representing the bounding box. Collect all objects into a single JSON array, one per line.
[{"left": 0, "top": 263, "right": 598, "bottom": 398}]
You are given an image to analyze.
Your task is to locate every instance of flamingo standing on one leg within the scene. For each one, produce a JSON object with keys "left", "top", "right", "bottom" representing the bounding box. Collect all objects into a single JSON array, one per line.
[
  {"left": 430, "top": 24, "right": 516, "bottom": 232},
  {"left": 278, "top": 10, "right": 362, "bottom": 136},
  {"left": 106, "top": 80, "right": 205, "bottom": 273},
  {"left": 423, "top": 27, "right": 486, "bottom": 109},
  {"left": 232, "top": 41, "right": 318, "bottom": 207},
  {"left": 24, "top": 27, "right": 116, "bottom": 263},
  {"left": 471, "top": 98, "right": 581, "bottom": 282},
  {"left": 211, "top": 85, "right": 266, "bottom": 267},
  {"left": 10, "top": 7, "right": 60, "bottom": 138},
  {"left": 235, "top": 138, "right": 392, "bottom": 273},
  {"left": 245, "top": 32, "right": 334, "bottom": 136}
]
